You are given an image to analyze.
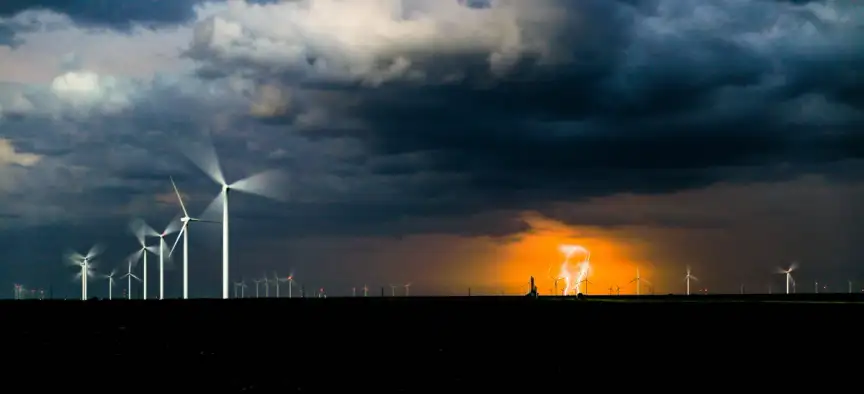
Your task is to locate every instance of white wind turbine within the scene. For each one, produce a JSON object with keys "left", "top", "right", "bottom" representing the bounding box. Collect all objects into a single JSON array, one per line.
[
  {"left": 119, "top": 260, "right": 141, "bottom": 299},
  {"left": 403, "top": 282, "right": 412, "bottom": 296},
  {"left": 252, "top": 278, "right": 263, "bottom": 298},
  {"left": 777, "top": 262, "right": 798, "bottom": 295},
  {"left": 129, "top": 219, "right": 163, "bottom": 300},
  {"left": 103, "top": 269, "right": 117, "bottom": 300},
  {"left": 273, "top": 272, "right": 285, "bottom": 298},
  {"left": 284, "top": 273, "right": 296, "bottom": 298},
  {"left": 169, "top": 177, "right": 217, "bottom": 299},
  {"left": 261, "top": 274, "right": 271, "bottom": 297},
  {"left": 65, "top": 244, "right": 103, "bottom": 300},
  {"left": 181, "top": 137, "right": 289, "bottom": 299},
  {"left": 685, "top": 266, "right": 699, "bottom": 296}
]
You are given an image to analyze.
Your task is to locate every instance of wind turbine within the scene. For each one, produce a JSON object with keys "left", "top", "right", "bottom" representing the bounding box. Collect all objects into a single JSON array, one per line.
[
  {"left": 363, "top": 284, "right": 368, "bottom": 297},
  {"left": 261, "top": 275, "right": 271, "bottom": 297},
  {"left": 284, "top": 274, "right": 296, "bottom": 298},
  {"left": 180, "top": 137, "right": 289, "bottom": 299},
  {"left": 169, "top": 177, "right": 215, "bottom": 300},
  {"left": 252, "top": 278, "right": 263, "bottom": 298},
  {"left": 129, "top": 219, "right": 164, "bottom": 300},
  {"left": 403, "top": 283, "right": 412, "bottom": 296},
  {"left": 685, "top": 266, "right": 699, "bottom": 296},
  {"left": 233, "top": 282, "right": 243, "bottom": 298},
  {"left": 628, "top": 267, "right": 651, "bottom": 296},
  {"left": 273, "top": 272, "right": 284, "bottom": 298},
  {"left": 389, "top": 284, "right": 397, "bottom": 296},
  {"left": 577, "top": 278, "right": 594, "bottom": 295},
  {"left": 352, "top": 287, "right": 357, "bottom": 297},
  {"left": 66, "top": 244, "right": 103, "bottom": 300},
  {"left": 103, "top": 269, "right": 117, "bottom": 300},
  {"left": 776, "top": 262, "right": 798, "bottom": 295},
  {"left": 119, "top": 260, "right": 141, "bottom": 299}
]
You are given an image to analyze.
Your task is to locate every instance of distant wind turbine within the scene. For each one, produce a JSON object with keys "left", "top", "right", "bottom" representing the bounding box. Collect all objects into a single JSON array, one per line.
[
  {"left": 180, "top": 135, "right": 289, "bottom": 299},
  {"left": 119, "top": 260, "right": 141, "bottom": 299},
  {"left": 129, "top": 218, "right": 164, "bottom": 300},
  {"left": 403, "top": 282, "right": 412, "bottom": 296},
  {"left": 628, "top": 267, "right": 651, "bottom": 296},
  {"left": 577, "top": 278, "right": 593, "bottom": 295},
  {"left": 776, "top": 262, "right": 798, "bottom": 295},
  {"left": 66, "top": 244, "right": 103, "bottom": 300},
  {"left": 233, "top": 282, "right": 243, "bottom": 298},
  {"left": 685, "top": 266, "right": 698, "bottom": 296},
  {"left": 273, "top": 272, "right": 285, "bottom": 298},
  {"left": 252, "top": 278, "right": 263, "bottom": 298},
  {"left": 261, "top": 274, "right": 271, "bottom": 297},
  {"left": 352, "top": 287, "right": 356, "bottom": 297},
  {"left": 103, "top": 269, "right": 117, "bottom": 300},
  {"left": 363, "top": 284, "right": 368, "bottom": 297},
  {"left": 389, "top": 284, "right": 397, "bottom": 297}
]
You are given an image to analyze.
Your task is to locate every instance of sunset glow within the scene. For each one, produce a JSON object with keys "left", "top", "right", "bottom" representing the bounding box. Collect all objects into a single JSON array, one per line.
[{"left": 495, "top": 213, "right": 654, "bottom": 295}]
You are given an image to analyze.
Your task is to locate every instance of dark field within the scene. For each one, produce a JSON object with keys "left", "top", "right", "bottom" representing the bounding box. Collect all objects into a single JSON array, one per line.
[{"left": 4, "top": 295, "right": 859, "bottom": 390}]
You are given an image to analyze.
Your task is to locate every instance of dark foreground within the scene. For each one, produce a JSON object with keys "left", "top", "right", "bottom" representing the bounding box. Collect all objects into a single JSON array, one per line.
[{"left": 4, "top": 295, "right": 860, "bottom": 390}]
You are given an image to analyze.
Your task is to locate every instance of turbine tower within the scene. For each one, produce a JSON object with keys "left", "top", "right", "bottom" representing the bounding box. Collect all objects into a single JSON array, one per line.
[
  {"left": 66, "top": 244, "right": 103, "bottom": 300},
  {"left": 363, "top": 284, "right": 368, "bottom": 297},
  {"left": 776, "top": 262, "right": 798, "bottom": 295},
  {"left": 577, "top": 278, "right": 594, "bottom": 295},
  {"left": 261, "top": 274, "right": 270, "bottom": 297},
  {"left": 403, "top": 282, "right": 412, "bottom": 296},
  {"left": 119, "top": 260, "right": 141, "bottom": 299},
  {"left": 685, "top": 266, "right": 699, "bottom": 296},
  {"left": 181, "top": 137, "right": 288, "bottom": 299},
  {"left": 389, "top": 284, "right": 397, "bottom": 297},
  {"left": 103, "top": 269, "right": 117, "bottom": 300},
  {"left": 273, "top": 272, "right": 284, "bottom": 298},
  {"left": 284, "top": 274, "right": 295, "bottom": 298}
]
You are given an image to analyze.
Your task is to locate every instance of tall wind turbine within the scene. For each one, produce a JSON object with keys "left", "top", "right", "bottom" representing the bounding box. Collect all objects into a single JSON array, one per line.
[
  {"left": 129, "top": 219, "right": 164, "bottom": 300},
  {"left": 66, "top": 244, "right": 103, "bottom": 300},
  {"left": 181, "top": 137, "right": 289, "bottom": 299},
  {"left": 155, "top": 221, "right": 178, "bottom": 300},
  {"left": 389, "top": 284, "right": 397, "bottom": 296},
  {"left": 284, "top": 274, "right": 296, "bottom": 298},
  {"left": 403, "top": 282, "right": 412, "bottom": 297},
  {"left": 685, "top": 266, "right": 699, "bottom": 296},
  {"left": 776, "top": 262, "right": 798, "bottom": 295},
  {"left": 169, "top": 177, "right": 212, "bottom": 300},
  {"left": 628, "top": 267, "right": 651, "bottom": 296},
  {"left": 363, "top": 284, "right": 368, "bottom": 297},
  {"left": 119, "top": 260, "right": 141, "bottom": 299},
  {"left": 103, "top": 269, "right": 117, "bottom": 300},
  {"left": 577, "top": 278, "right": 594, "bottom": 295}
]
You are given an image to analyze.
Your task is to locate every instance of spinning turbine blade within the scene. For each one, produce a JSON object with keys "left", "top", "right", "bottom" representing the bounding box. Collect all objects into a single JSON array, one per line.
[
  {"left": 184, "top": 135, "right": 226, "bottom": 186},
  {"left": 170, "top": 177, "right": 189, "bottom": 217},
  {"left": 129, "top": 218, "right": 158, "bottom": 244},
  {"left": 169, "top": 224, "right": 186, "bottom": 257},
  {"left": 229, "top": 169, "right": 290, "bottom": 202},
  {"left": 126, "top": 249, "right": 144, "bottom": 266},
  {"left": 86, "top": 243, "right": 105, "bottom": 260}
]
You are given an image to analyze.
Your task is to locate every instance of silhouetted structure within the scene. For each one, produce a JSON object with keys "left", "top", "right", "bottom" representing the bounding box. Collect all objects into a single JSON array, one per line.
[{"left": 527, "top": 276, "right": 538, "bottom": 298}]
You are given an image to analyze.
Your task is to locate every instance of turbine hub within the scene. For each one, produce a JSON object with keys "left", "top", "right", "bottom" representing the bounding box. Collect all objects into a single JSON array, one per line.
[{"left": 181, "top": 216, "right": 189, "bottom": 222}]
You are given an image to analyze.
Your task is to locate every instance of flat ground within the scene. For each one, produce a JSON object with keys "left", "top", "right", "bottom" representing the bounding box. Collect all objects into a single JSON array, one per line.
[{"left": 3, "top": 295, "right": 856, "bottom": 390}]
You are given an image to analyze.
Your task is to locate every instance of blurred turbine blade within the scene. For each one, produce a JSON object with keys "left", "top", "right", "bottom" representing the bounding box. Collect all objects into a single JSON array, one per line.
[
  {"left": 229, "top": 169, "right": 290, "bottom": 202},
  {"left": 170, "top": 177, "right": 189, "bottom": 217},
  {"left": 789, "top": 261, "right": 799, "bottom": 272},
  {"left": 126, "top": 249, "right": 144, "bottom": 266},
  {"left": 163, "top": 215, "right": 182, "bottom": 236},
  {"left": 691, "top": 275, "right": 699, "bottom": 282},
  {"left": 86, "top": 243, "right": 105, "bottom": 260},
  {"left": 198, "top": 193, "right": 224, "bottom": 223},
  {"left": 184, "top": 133, "right": 226, "bottom": 186},
  {"left": 129, "top": 218, "right": 158, "bottom": 244},
  {"left": 169, "top": 224, "right": 186, "bottom": 257}
]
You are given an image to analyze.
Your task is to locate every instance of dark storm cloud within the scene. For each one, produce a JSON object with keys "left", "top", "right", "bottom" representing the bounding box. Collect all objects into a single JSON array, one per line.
[{"left": 0, "top": 0, "right": 205, "bottom": 30}]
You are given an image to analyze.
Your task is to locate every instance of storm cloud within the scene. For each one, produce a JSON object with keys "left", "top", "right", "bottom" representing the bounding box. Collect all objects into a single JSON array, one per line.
[{"left": 1, "top": 0, "right": 862, "bottom": 296}]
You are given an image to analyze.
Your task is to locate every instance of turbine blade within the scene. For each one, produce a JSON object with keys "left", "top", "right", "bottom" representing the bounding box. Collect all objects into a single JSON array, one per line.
[
  {"left": 229, "top": 169, "right": 290, "bottom": 202},
  {"left": 126, "top": 249, "right": 144, "bottom": 267},
  {"left": 130, "top": 274, "right": 141, "bottom": 282},
  {"left": 162, "top": 214, "right": 182, "bottom": 236},
  {"left": 789, "top": 261, "right": 799, "bottom": 272},
  {"left": 169, "top": 224, "right": 186, "bottom": 257},
  {"left": 170, "top": 177, "right": 189, "bottom": 217},
  {"left": 197, "top": 193, "right": 224, "bottom": 223},
  {"left": 129, "top": 218, "right": 158, "bottom": 244},
  {"left": 691, "top": 275, "right": 699, "bottom": 282},
  {"left": 86, "top": 243, "right": 105, "bottom": 260},
  {"left": 183, "top": 133, "right": 226, "bottom": 186}
]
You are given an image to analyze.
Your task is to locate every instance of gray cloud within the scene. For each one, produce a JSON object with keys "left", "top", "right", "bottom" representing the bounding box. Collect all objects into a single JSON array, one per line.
[{"left": 2, "top": 0, "right": 864, "bottom": 295}]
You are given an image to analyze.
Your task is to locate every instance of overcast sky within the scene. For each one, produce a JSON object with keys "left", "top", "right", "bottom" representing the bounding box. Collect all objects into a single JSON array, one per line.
[{"left": 1, "top": 0, "right": 862, "bottom": 298}]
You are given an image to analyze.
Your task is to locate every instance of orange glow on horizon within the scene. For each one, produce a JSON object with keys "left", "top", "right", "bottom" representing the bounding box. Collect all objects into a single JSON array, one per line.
[{"left": 493, "top": 213, "right": 654, "bottom": 295}]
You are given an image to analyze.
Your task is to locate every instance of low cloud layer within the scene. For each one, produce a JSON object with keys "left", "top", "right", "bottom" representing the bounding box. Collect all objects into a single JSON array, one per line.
[{"left": 0, "top": 0, "right": 862, "bottom": 295}]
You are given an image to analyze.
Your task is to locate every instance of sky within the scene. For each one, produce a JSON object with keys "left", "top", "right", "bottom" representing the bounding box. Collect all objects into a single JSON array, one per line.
[{"left": 1, "top": 0, "right": 863, "bottom": 299}]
